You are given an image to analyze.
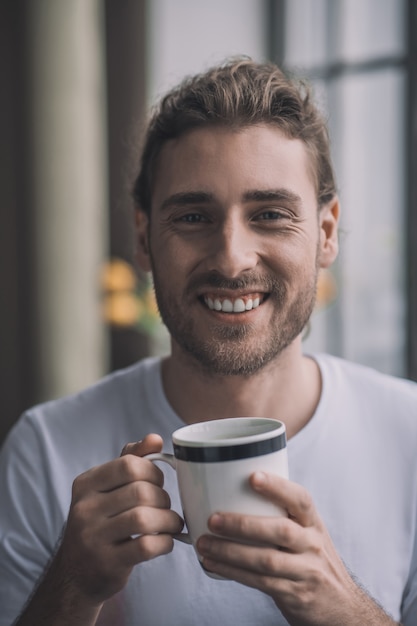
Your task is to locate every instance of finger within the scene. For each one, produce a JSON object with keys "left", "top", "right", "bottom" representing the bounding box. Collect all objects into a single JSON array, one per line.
[
  {"left": 103, "top": 456, "right": 165, "bottom": 492},
  {"left": 250, "top": 472, "right": 318, "bottom": 528},
  {"left": 98, "top": 481, "right": 171, "bottom": 518},
  {"left": 121, "top": 434, "right": 163, "bottom": 457},
  {"left": 73, "top": 454, "right": 164, "bottom": 499},
  {"left": 119, "top": 533, "right": 177, "bottom": 566},
  {"left": 104, "top": 506, "right": 184, "bottom": 543},
  {"left": 197, "top": 535, "right": 300, "bottom": 581},
  {"left": 207, "top": 512, "right": 309, "bottom": 553},
  {"left": 200, "top": 550, "right": 297, "bottom": 603}
]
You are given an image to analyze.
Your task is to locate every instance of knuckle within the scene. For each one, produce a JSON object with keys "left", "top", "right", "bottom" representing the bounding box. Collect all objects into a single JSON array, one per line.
[
  {"left": 261, "top": 573, "right": 281, "bottom": 596},
  {"left": 277, "top": 519, "right": 295, "bottom": 546},
  {"left": 297, "top": 488, "right": 313, "bottom": 515},
  {"left": 131, "top": 480, "right": 169, "bottom": 508},
  {"left": 298, "top": 565, "right": 326, "bottom": 603},
  {"left": 297, "top": 579, "right": 319, "bottom": 609},
  {"left": 136, "top": 534, "right": 155, "bottom": 561},
  {"left": 237, "top": 515, "right": 252, "bottom": 536},
  {"left": 131, "top": 481, "right": 149, "bottom": 504},
  {"left": 119, "top": 454, "right": 138, "bottom": 480},
  {"left": 260, "top": 550, "right": 279, "bottom": 575},
  {"left": 120, "top": 455, "right": 164, "bottom": 487},
  {"left": 131, "top": 507, "right": 150, "bottom": 533}
]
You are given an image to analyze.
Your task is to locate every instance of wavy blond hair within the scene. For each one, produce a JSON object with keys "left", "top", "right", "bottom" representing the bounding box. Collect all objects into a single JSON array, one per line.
[{"left": 133, "top": 58, "right": 337, "bottom": 214}]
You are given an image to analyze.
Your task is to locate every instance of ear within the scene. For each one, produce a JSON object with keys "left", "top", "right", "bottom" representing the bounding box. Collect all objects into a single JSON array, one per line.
[
  {"left": 135, "top": 209, "right": 152, "bottom": 272},
  {"left": 318, "top": 196, "right": 340, "bottom": 269}
]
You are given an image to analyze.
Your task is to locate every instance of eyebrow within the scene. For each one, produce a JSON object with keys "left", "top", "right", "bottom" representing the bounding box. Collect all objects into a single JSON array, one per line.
[
  {"left": 159, "top": 188, "right": 302, "bottom": 211},
  {"left": 242, "top": 189, "right": 302, "bottom": 205},
  {"left": 160, "top": 191, "right": 214, "bottom": 212}
]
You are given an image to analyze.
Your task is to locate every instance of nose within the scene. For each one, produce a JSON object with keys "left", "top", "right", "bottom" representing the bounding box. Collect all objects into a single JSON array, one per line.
[{"left": 206, "top": 215, "right": 258, "bottom": 278}]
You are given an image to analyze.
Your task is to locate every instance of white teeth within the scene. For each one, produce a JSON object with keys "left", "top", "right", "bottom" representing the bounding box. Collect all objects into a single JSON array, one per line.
[
  {"left": 204, "top": 295, "right": 263, "bottom": 313},
  {"left": 222, "top": 299, "right": 233, "bottom": 313},
  {"left": 233, "top": 299, "right": 246, "bottom": 313}
]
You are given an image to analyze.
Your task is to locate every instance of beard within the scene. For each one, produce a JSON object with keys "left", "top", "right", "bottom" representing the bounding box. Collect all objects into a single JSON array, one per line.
[{"left": 150, "top": 262, "right": 319, "bottom": 377}]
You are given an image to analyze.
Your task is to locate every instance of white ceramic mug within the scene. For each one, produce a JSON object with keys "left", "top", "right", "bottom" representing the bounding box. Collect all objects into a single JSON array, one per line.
[{"left": 146, "top": 417, "right": 288, "bottom": 573}]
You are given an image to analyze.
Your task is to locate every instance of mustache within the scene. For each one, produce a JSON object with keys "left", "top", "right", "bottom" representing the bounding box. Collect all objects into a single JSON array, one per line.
[{"left": 187, "top": 271, "right": 285, "bottom": 294}]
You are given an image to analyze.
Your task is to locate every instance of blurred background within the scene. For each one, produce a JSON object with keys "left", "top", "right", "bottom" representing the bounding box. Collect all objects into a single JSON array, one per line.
[{"left": 1, "top": 0, "right": 416, "bottom": 445}]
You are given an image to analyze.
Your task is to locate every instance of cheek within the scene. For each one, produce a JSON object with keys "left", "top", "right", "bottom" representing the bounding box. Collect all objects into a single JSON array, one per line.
[
  {"left": 266, "top": 235, "right": 318, "bottom": 273},
  {"left": 150, "top": 239, "right": 193, "bottom": 286}
]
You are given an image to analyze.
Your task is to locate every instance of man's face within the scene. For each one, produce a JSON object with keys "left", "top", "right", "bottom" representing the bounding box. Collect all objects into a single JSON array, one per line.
[{"left": 141, "top": 124, "right": 335, "bottom": 376}]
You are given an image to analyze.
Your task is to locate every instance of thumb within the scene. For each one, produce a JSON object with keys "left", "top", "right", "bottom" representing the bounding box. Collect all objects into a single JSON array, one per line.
[{"left": 120, "top": 433, "right": 163, "bottom": 457}]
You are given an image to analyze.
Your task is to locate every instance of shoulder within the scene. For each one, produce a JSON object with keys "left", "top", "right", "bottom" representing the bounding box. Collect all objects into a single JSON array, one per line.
[
  {"left": 316, "top": 353, "right": 417, "bottom": 397},
  {"left": 3, "top": 357, "right": 163, "bottom": 461},
  {"left": 29, "top": 356, "right": 160, "bottom": 422},
  {"left": 314, "top": 353, "right": 417, "bottom": 434}
]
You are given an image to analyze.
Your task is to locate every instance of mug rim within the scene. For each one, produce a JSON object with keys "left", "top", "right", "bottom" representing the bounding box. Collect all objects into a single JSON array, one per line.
[{"left": 172, "top": 417, "right": 286, "bottom": 448}]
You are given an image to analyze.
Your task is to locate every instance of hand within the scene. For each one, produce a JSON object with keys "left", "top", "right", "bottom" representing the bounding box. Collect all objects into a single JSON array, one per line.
[
  {"left": 56, "top": 434, "right": 183, "bottom": 605},
  {"left": 196, "top": 472, "right": 397, "bottom": 626}
]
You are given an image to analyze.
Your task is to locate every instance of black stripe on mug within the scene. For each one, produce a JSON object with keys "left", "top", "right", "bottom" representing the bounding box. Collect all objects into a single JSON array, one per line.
[{"left": 173, "top": 432, "right": 286, "bottom": 463}]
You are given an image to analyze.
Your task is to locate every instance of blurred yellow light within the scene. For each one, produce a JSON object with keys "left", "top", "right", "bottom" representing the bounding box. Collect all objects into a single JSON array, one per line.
[
  {"left": 316, "top": 269, "right": 338, "bottom": 309},
  {"left": 103, "top": 292, "right": 142, "bottom": 327},
  {"left": 102, "top": 259, "right": 137, "bottom": 292}
]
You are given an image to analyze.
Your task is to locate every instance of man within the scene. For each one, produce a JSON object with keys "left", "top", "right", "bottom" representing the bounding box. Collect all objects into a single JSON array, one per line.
[{"left": 1, "top": 58, "right": 416, "bottom": 626}]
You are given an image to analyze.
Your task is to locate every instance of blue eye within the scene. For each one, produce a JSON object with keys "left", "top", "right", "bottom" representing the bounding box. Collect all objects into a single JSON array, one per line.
[
  {"left": 177, "top": 213, "right": 208, "bottom": 223},
  {"left": 255, "top": 211, "right": 283, "bottom": 220}
]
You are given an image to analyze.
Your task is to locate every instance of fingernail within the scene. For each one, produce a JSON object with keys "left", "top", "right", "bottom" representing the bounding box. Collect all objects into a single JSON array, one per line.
[
  {"left": 197, "top": 536, "right": 210, "bottom": 553},
  {"left": 252, "top": 471, "right": 267, "bottom": 488},
  {"left": 209, "top": 513, "right": 224, "bottom": 530},
  {"left": 201, "top": 557, "right": 215, "bottom": 572}
]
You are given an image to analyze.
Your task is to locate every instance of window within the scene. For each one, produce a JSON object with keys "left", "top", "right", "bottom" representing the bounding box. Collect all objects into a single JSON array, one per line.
[{"left": 274, "top": 0, "right": 409, "bottom": 376}]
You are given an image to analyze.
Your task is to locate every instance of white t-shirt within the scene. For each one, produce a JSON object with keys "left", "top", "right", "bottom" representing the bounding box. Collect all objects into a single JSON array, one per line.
[{"left": 1, "top": 354, "right": 417, "bottom": 625}]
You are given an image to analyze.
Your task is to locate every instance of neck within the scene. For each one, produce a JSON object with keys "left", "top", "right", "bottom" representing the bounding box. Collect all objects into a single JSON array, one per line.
[{"left": 161, "top": 338, "right": 321, "bottom": 439}]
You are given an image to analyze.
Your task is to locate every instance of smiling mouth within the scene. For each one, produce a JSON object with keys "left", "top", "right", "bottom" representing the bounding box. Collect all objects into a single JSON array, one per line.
[{"left": 202, "top": 292, "right": 267, "bottom": 314}]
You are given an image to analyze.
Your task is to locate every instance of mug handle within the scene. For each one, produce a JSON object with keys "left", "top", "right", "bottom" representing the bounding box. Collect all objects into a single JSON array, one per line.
[{"left": 144, "top": 452, "right": 192, "bottom": 545}]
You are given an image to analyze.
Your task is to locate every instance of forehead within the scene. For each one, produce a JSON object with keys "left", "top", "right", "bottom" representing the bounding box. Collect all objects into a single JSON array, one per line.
[{"left": 151, "top": 124, "right": 317, "bottom": 208}]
